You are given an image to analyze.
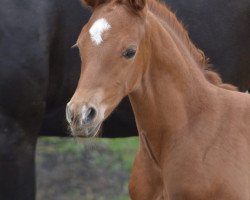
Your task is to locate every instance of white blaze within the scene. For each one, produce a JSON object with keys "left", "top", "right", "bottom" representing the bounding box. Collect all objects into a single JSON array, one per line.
[{"left": 89, "top": 18, "right": 111, "bottom": 45}]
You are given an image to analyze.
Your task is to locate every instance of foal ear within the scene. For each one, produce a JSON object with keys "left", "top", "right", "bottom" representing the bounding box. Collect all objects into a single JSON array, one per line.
[
  {"left": 82, "top": 0, "right": 107, "bottom": 9},
  {"left": 127, "top": 0, "right": 146, "bottom": 11}
]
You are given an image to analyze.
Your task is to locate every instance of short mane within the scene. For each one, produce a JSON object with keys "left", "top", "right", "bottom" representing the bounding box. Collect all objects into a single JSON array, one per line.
[{"left": 147, "top": 0, "right": 237, "bottom": 91}]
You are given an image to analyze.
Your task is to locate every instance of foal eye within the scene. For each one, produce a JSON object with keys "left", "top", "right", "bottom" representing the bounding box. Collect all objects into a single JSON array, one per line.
[{"left": 122, "top": 48, "right": 136, "bottom": 59}]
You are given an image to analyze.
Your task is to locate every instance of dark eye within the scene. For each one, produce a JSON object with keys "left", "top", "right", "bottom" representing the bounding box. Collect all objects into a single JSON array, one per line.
[{"left": 122, "top": 48, "right": 136, "bottom": 59}]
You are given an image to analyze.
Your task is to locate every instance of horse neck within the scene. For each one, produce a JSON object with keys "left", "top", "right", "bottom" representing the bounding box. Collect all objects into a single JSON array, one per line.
[{"left": 129, "top": 11, "right": 216, "bottom": 165}]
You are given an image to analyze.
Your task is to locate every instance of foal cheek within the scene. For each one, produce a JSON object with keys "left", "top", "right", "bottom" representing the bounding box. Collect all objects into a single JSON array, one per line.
[{"left": 125, "top": 65, "right": 143, "bottom": 93}]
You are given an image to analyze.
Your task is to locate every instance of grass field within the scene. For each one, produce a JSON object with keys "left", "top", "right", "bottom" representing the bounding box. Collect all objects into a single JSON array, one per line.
[{"left": 36, "top": 137, "right": 139, "bottom": 200}]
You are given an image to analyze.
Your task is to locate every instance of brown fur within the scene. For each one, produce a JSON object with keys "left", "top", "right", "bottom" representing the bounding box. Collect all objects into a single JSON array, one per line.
[
  {"left": 147, "top": 0, "right": 237, "bottom": 90},
  {"left": 122, "top": 0, "right": 146, "bottom": 11},
  {"left": 83, "top": 0, "right": 146, "bottom": 12},
  {"left": 83, "top": 0, "right": 236, "bottom": 90},
  {"left": 68, "top": 0, "right": 250, "bottom": 199},
  {"left": 82, "top": 0, "right": 107, "bottom": 9}
]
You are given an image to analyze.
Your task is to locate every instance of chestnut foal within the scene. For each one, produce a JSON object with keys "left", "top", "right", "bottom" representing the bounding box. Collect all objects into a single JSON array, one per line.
[{"left": 66, "top": 0, "right": 250, "bottom": 199}]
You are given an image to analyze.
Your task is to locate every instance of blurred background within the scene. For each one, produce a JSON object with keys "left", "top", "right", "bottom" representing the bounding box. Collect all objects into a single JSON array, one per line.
[{"left": 36, "top": 137, "right": 138, "bottom": 200}]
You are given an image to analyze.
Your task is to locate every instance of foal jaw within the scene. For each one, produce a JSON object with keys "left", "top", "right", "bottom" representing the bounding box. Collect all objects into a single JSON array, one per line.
[{"left": 70, "top": 122, "right": 102, "bottom": 138}]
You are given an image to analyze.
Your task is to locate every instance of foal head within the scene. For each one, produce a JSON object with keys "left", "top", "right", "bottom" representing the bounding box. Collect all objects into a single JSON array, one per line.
[{"left": 66, "top": 0, "right": 147, "bottom": 137}]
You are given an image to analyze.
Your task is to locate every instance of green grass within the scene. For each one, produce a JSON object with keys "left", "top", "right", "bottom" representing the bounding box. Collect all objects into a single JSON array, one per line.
[
  {"left": 38, "top": 137, "right": 85, "bottom": 155},
  {"left": 37, "top": 136, "right": 139, "bottom": 200},
  {"left": 38, "top": 136, "right": 139, "bottom": 171},
  {"left": 37, "top": 137, "right": 139, "bottom": 200},
  {"left": 115, "top": 197, "right": 131, "bottom": 200},
  {"left": 102, "top": 137, "right": 139, "bottom": 171}
]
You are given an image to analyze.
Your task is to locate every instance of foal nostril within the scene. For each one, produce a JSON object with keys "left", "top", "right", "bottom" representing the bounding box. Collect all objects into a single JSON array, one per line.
[
  {"left": 83, "top": 107, "right": 97, "bottom": 124},
  {"left": 66, "top": 104, "right": 73, "bottom": 123}
]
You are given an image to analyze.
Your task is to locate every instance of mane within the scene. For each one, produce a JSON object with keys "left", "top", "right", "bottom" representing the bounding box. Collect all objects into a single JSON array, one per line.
[{"left": 147, "top": 0, "right": 237, "bottom": 91}]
